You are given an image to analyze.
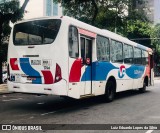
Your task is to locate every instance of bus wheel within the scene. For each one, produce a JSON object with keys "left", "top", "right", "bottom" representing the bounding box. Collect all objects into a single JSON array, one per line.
[
  {"left": 139, "top": 81, "right": 146, "bottom": 93},
  {"left": 104, "top": 80, "right": 115, "bottom": 102}
]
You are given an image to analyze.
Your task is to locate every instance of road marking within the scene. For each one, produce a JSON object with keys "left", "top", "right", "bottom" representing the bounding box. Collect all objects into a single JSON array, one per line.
[
  {"left": 2, "top": 95, "right": 7, "bottom": 97},
  {"left": 2, "top": 98, "right": 22, "bottom": 102},
  {"left": 37, "top": 102, "right": 45, "bottom": 105},
  {"left": 41, "top": 111, "right": 57, "bottom": 116},
  {"left": 145, "top": 130, "right": 154, "bottom": 133},
  {"left": 29, "top": 116, "right": 34, "bottom": 119},
  {"left": 10, "top": 121, "right": 14, "bottom": 124}
]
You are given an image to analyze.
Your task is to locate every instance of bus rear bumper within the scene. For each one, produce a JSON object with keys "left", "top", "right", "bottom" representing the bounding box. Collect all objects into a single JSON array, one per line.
[{"left": 7, "top": 79, "right": 67, "bottom": 96}]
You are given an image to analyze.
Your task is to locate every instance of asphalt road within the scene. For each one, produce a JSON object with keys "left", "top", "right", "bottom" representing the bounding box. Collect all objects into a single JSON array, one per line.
[{"left": 0, "top": 79, "right": 160, "bottom": 133}]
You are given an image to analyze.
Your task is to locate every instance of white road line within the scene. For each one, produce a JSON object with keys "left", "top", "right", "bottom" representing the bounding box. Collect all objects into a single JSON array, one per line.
[
  {"left": 29, "top": 116, "right": 34, "bottom": 119},
  {"left": 37, "top": 102, "right": 45, "bottom": 105},
  {"left": 10, "top": 121, "right": 14, "bottom": 124},
  {"left": 2, "top": 98, "right": 22, "bottom": 102},
  {"left": 41, "top": 111, "right": 57, "bottom": 116},
  {"left": 2, "top": 95, "right": 7, "bottom": 97},
  {"left": 145, "top": 130, "right": 154, "bottom": 133}
]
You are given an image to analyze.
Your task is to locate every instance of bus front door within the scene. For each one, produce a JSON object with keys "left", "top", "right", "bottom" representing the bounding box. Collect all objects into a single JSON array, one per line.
[{"left": 81, "top": 37, "right": 92, "bottom": 95}]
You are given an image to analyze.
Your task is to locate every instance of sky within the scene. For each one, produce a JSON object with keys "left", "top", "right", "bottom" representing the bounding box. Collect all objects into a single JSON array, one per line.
[{"left": 20, "top": 0, "right": 44, "bottom": 19}]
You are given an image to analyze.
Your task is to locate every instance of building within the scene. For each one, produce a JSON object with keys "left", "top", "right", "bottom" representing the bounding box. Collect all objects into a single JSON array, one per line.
[
  {"left": 20, "top": 0, "right": 63, "bottom": 19},
  {"left": 154, "top": 0, "right": 160, "bottom": 24},
  {"left": 136, "top": 0, "right": 160, "bottom": 24},
  {"left": 43, "top": 0, "right": 63, "bottom": 17}
]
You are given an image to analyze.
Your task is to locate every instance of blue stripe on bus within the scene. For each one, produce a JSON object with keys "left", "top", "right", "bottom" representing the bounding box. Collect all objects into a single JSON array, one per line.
[
  {"left": 20, "top": 58, "right": 42, "bottom": 84},
  {"left": 126, "top": 65, "right": 145, "bottom": 79},
  {"left": 81, "top": 62, "right": 118, "bottom": 81},
  {"left": 81, "top": 62, "right": 145, "bottom": 81}
]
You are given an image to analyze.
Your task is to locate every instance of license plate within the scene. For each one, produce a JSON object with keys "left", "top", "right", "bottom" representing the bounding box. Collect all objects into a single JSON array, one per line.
[{"left": 27, "top": 77, "right": 36, "bottom": 81}]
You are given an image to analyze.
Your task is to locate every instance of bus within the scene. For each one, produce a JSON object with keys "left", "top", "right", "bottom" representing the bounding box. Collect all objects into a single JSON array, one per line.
[{"left": 7, "top": 16, "right": 154, "bottom": 102}]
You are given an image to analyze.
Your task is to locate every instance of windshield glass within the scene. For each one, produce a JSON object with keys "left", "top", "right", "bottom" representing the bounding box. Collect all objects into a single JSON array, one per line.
[{"left": 13, "top": 19, "right": 61, "bottom": 45}]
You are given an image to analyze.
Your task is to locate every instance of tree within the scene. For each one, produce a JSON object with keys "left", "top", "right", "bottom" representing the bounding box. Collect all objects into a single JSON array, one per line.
[
  {"left": 0, "top": 0, "right": 29, "bottom": 84},
  {"left": 151, "top": 24, "right": 160, "bottom": 53},
  {"left": 150, "top": 24, "right": 160, "bottom": 66},
  {"left": 54, "top": 0, "right": 98, "bottom": 25},
  {"left": 54, "top": 0, "right": 149, "bottom": 31},
  {"left": 126, "top": 20, "right": 152, "bottom": 47}
]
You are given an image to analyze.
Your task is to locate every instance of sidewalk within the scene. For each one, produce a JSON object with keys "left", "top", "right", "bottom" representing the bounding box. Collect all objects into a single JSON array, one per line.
[
  {"left": 154, "top": 76, "right": 160, "bottom": 80},
  {"left": 0, "top": 84, "right": 11, "bottom": 95}
]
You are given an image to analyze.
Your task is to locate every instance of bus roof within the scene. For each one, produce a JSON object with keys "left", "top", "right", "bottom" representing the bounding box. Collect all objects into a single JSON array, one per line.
[{"left": 14, "top": 16, "right": 153, "bottom": 53}]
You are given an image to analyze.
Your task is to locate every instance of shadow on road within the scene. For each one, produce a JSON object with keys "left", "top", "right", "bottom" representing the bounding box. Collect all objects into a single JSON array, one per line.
[{"left": 9, "top": 89, "right": 151, "bottom": 115}]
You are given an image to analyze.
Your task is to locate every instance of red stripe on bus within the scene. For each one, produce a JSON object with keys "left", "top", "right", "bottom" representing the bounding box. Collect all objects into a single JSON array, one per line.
[
  {"left": 41, "top": 70, "right": 54, "bottom": 84},
  {"left": 10, "top": 58, "right": 19, "bottom": 70},
  {"left": 69, "top": 59, "right": 82, "bottom": 82},
  {"left": 78, "top": 28, "right": 96, "bottom": 38}
]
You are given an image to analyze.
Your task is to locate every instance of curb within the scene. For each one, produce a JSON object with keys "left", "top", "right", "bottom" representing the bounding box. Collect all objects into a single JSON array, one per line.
[
  {"left": 0, "top": 84, "right": 13, "bottom": 95},
  {"left": 154, "top": 77, "right": 160, "bottom": 80},
  {"left": 0, "top": 91, "right": 14, "bottom": 95}
]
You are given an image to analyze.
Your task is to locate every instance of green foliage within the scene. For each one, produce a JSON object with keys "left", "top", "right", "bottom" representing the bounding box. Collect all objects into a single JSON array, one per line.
[
  {"left": 0, "top": 0, "right": 20, "bottom": 13},
  {"left": 0, "top": 0, "right": 23, "bottom": 23},
  {"left": 54, "top": 0, "right": 98, "bottom": 25},
  {"left": 0, "top": 0, "right": 29, "bottom": 83},
  {"left": 127, "top": 20, "right": 151, "bottom": 37},
  {"left": 54, "top": 0, "right": 152, "bottom": 48},
  {"left": 54, "top": 0, "right": 149, "bottom": 31},
  {"left": 0, "top": 43, "right": 8, "bottom": 62},
  {"left": 126, "top": 20, "right": 152, "bottom": 47},
  {"left": 151, "top": 24, "right": 160, "bottom": 53},
  {"left": 151, "top": 24, "right": 160, "bottom": 66}
]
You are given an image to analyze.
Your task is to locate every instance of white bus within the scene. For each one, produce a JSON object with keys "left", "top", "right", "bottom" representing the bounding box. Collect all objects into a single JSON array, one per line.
[{"left": 7, "top": 16, "right": 154, "bottom": 101}]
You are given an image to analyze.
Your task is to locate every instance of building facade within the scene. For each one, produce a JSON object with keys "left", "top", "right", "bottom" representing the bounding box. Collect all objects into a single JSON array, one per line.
[
  {"left": 43, "top": 0, "right": 63, "bottom": 16},
  {"left": 136, "top": 0, "right": 160, "bottom": 24},
  {"left": 154, "top": 0, "right": 160, "bottom": 24}
]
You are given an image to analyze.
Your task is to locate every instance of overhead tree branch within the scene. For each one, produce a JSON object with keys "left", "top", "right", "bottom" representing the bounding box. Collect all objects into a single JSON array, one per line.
[{"left": 91, "top": 0, "right": 98, "bottom": 25}]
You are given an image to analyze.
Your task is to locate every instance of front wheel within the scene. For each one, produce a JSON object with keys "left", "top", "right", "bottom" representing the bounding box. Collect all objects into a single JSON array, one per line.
[
  {"left": 139, "top": 81, "right": 146, "bottom": 93},
  {"left": 103, "top": 80, "right": 115, "bottom": 102}
]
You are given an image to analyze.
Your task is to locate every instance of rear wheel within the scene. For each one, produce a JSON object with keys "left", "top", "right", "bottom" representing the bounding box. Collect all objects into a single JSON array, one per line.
[
  {"left": 103, "top": 80, "right": 115, "bottom": 102},
  {"left": 139, "top": 81, "right": 146, "bottom": 93}
]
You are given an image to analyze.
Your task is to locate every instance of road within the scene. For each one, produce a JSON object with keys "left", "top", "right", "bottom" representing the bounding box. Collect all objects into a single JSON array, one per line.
[{"left": 0, "top": 79, "right": 160, "bottom": 133}]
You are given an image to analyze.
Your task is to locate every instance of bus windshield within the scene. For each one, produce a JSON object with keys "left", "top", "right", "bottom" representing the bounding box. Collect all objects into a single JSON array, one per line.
[{"left": 13, "top": 19, "right": 61, "bottom": 45}]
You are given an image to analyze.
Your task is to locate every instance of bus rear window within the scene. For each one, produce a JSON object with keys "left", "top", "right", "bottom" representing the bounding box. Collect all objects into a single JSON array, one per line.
[{"left": 13, "top": 19, "right": 61, "bottom": 45}]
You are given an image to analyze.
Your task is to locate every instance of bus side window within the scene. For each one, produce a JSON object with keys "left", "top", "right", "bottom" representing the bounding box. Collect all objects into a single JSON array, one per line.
[
  {"left": 134, "top": 47, "right": 142, "bottom": 65},
  {"left": 111, "top": 40, "right": 123, "bottom": 63},
  {"left": 142, "top": 50, "right": 149, "bottom": 65},
  {"left": 123, "top": 44, "right": 133, "bottom": 64},
  {"left": 96, "top": 35, "right": 110, "bottom": 62},
  {"left": 68, "top": 26, "right": 79, "bottom": 58},
  {"left": 81, "top": 37, "right": 85, "bottom": 60}
]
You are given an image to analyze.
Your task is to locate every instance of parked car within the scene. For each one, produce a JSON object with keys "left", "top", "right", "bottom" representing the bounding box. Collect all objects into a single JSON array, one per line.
[{"left": 2, "top": 71, "right": 7, "bottom": 83}]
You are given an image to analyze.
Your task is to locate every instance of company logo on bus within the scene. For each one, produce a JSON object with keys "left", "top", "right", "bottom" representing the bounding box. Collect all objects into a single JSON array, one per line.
[{"left": 118, "top": 65, "right": 126, "bottom": 78}]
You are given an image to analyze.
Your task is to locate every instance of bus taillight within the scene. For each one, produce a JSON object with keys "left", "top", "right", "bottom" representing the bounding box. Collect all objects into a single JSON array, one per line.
[{"left": 55, "top": 63, "right": 62, "bottom": 83}]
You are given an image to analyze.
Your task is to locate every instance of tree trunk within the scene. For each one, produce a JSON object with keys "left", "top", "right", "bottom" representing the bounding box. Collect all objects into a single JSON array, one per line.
[
  {"left": 21, "top": 0, "right": 29, "bottom": 11},
  {"left": 91, "top": 0, "right": 98, "bottom": 25}
]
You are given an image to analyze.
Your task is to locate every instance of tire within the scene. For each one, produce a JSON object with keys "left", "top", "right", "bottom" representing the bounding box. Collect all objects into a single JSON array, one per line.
[
  {"left": 104, "top": 80, "right": 115, "bottom": 102},
  {"left": 139, "top": 81, "right": 146, "bottom": 93}
]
